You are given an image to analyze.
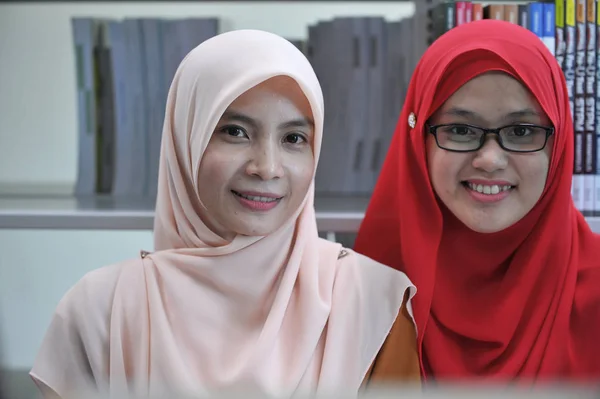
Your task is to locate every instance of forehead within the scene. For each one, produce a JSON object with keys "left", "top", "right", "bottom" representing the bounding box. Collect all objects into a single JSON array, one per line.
[
  {"left": 435, "top": 72, "right": 543, "bottom": 120},
  {"left": 228, "top": 76, "right": 310, "bottom": 111}
]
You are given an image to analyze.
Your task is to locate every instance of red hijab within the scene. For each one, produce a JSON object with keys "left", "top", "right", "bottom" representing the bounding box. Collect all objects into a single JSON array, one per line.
[{"left": 354, "top": 20, "right": 600, "bottom": 382}]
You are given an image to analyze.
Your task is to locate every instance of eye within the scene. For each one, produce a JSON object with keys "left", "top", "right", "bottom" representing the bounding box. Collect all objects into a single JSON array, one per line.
[
  {"left": 508, "top": 126, "right": 532, "bottom": 136},
  {"left": 449, "top": 125, "right": 474, "bottom": 135},
  {"left": 283, "top": 133, "right": 307, "bottom": 144},
  {"left": 220, "top": 125, "right": 248, "bottom": 138}
]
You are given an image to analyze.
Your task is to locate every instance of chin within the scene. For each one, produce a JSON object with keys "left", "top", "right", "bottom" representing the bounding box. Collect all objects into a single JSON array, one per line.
[
  {"left": 460, "top": 214, "right": 518, "bottom": 234},
  {"left": 464, "top": 222, "right": 507, "bottom": 234},
  {"left": 234, "top": 219, "right": 286, "bottom": 237}
]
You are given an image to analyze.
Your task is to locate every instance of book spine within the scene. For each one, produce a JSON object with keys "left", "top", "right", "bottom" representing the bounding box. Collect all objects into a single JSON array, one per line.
[
  {"left": 473, "top": 3, "right": 484, "bottom": 21},
  {"left": 528, "top": 2, "right": 544, "bottom": 38},
  {"left": 519, "top": 4, "right": 529, "bottom": 28},
  {"left": 574, "top": 0, "right": 587, "bottom": 211},
  {"left": 596, "top": 0, "right": 600, "bottom": 214},
  {"left": 566, "top": 1, "right": 578, "bottom": 204},
  {"left": 543, "top": 2, "right": 557, "bottom": 55},
  {"left": 456, "top": 1, "right": 467, "bottom": 26},
  {"left": 504, "top": 4, "right": 519, "bottom": 24},
  {"left": 585, "top": 0, "right": 598, "bottom": 215},
  {"left": 71, "top": 18, "right": 98, "bottom": 196},
  {"left": 465, "top": 1, "right": 473, "bottom": 23},
  {"left": 446, "top": 2, "right": 456, "bottom": 32},
  {"left": 484, "top": 4, "right": 505, "bottom": 20},
  {"left": 556, "top": 0, "right": 566, "bottom": 68}
]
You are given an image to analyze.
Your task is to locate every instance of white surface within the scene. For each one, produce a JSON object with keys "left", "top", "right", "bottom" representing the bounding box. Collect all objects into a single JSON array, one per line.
[
  {"left": 0, "top": 1, "right": 415, "bottom": 195},
  {"left": 0, "top": 228, "right": 154, "bottom": 369}
]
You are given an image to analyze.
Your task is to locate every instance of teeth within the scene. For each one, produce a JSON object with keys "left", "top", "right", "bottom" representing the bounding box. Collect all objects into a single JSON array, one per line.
[
  {"left": 235, "top": 192, "right": 278, "bottom": 202},
  {"left": 467, "top": 183, "right": 512, "bottom": 195}
]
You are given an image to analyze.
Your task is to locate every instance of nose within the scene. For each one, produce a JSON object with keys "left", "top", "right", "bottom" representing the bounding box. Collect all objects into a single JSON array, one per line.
[
  {"left": 245, "top": 142, "right": 284, "bottom": 180},
  {"left": 471, "top": 136, "right": 508, "bottom": 172}
]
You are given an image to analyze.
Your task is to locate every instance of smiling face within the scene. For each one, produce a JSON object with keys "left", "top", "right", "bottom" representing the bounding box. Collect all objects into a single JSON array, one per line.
[
  {"left": 196, "top": 76, "right": 315, "bottom": 240},
  {"left": 425, "top": 72, "right": 554, "bottom": 233}
]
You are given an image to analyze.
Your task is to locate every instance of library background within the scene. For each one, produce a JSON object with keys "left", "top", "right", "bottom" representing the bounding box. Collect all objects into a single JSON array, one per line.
[{"left": 0, "top": 0, "right": 599, "bottom": 397}]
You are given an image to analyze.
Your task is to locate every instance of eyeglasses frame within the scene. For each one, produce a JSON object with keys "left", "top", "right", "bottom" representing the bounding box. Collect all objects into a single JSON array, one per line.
[{"left": 425, "top": 122, "right": 555, "bottom": 153}]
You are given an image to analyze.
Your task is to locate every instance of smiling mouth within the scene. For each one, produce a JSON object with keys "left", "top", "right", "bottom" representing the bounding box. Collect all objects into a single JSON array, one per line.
[
  {"left": 231, "top": 190, "right": 283, "bottom": 203},
  {"left": 461, "top": 181, "right": 516, "bottom": 195}
]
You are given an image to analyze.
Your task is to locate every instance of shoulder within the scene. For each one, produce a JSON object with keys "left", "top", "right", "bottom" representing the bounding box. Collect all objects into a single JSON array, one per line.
[
  {"left": 364, "top": 297, "right": 422, "bottom": 385},
  {"left": 322, "top": 244, "right": 421, "bottom": 385},
  {"left": 30, "top": 257, "right": 145, "bottom": 397},
  {"left": 338, "top": 247, "right": 419, "bottom": 344},
  {"left": 54, "top": 257, "right": 143, "bottom": 324},
  {"left": 346, "top": 253, "right": 421, "bottom": 385},
  {"left": 337, "top": 248, "right": 416, "bottom": 307},
  {"left": 325, "top": 243, "right": 417, "bottom": 331}
]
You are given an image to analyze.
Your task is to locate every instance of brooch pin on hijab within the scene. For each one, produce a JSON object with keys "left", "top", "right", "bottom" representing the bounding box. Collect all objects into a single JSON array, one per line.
[{"left": 408, "top": 112, "right": 417, "bottom": 129}]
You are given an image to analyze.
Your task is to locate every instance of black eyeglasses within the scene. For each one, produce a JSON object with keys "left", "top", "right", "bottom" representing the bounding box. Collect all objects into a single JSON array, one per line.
[{"left": 426, "top": 123, "right": 555, "bottom": 153}]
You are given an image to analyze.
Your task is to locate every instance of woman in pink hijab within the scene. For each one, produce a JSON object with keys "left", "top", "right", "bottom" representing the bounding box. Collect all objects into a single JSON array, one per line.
[{"left": 29, "top": 29, "right": 419, "bottom": 398}]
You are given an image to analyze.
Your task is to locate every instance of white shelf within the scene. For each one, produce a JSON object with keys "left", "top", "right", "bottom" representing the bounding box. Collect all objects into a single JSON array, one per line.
[
  {"left": 0, "top": 195, "right": 369, "bottom": 233},
  {"left": 1, "top": 194, "right": 599, "bottom": 234},
  {"left": 583, "top": 216, "right": 600, "bottom": 233}
]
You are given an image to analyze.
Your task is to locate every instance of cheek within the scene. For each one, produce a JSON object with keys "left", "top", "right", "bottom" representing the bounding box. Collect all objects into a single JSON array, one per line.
[
  {"left": 426, "top": 140, "right": 462, "bottom": 195},
  {"left": 197, "top": 149, "right": 238, "bottom": 197},
  {"left": 518, "top": 136, "right": 552, "bottom": 198},
  {"left": 516, "top": 155, "right": 550, "bottom": 198},
  {"left": 286, "top": 151, "right": 315, "bottom": 192}
]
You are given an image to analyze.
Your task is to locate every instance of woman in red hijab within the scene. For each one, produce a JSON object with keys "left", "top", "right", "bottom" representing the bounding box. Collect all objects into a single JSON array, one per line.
[{"left": 354, "top": 19, "right": 600, "bottom": 382}]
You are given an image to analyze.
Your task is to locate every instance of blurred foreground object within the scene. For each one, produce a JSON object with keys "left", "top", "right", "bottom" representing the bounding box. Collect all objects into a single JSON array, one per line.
[{"left": 21, "top": 384, "right": 600, "bottom": 399}]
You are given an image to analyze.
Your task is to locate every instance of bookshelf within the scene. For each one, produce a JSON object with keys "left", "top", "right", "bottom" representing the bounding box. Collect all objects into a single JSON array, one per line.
[
  {"left": 0, "top": 194, "right": 599, "bottom": 233},
  {"left": 0, "top": 194, "right": 368, "bottom": 233}
]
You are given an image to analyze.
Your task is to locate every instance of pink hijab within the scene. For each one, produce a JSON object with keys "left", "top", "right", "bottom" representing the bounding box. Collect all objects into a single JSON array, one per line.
[{"left": 30, "top": 30, "right": 415, "bottom": 398}]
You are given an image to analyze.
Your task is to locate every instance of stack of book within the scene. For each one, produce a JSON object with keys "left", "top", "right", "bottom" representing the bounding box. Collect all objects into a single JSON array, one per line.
[
  {"left": 71, "top": 18, "right": 220, "bottom": 200},
  {"left": 70, "top": 15, "right": 428, "bottom": 200},
  {"left": 306, "top": 16, "right": 420, "bottom": 196}
]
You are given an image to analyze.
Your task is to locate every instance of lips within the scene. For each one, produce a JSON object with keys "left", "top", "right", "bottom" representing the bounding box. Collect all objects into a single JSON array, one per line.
[
  {"left": 231, "top": 190, "right": 283, "bottom": 202},
  {"left": 231, "top": 190, "right": 283, "bottom": 212}
]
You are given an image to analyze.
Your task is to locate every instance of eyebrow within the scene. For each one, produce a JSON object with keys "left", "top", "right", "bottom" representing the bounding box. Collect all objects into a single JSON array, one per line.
[
  {"left": 221, "top": 110, "right": 315, "bottom": 130},
  {"left": 279, "top": 118, "right": 315, "bottom": 130},
  {"left": 221, "top": 111, "right": 258, "bottom": 129},
  {"left": 442, "top": 107, "right": 541, "bottom": 120}
]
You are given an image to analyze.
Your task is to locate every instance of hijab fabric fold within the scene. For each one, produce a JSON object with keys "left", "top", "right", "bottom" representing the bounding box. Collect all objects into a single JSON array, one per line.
[{"left": 354, "top": 20, "right": 600, "bottom": 382}]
